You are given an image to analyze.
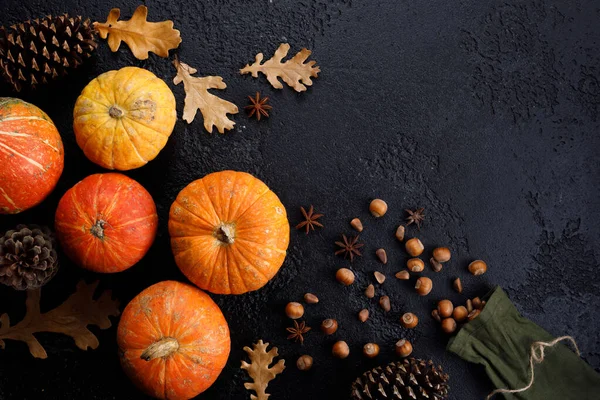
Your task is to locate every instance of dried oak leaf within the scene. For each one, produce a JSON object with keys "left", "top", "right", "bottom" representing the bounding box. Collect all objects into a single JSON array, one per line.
[
  {"left": 240, "top": 43, "right": 320, "bottom": 92},
  {"left": 0, "top": 281, "right": 120, "bottom": 359},
  {"left": 94, "top": 5, "right": 181, "bottom": 60},
  {"left": 241, "top": 340, "right": 286, "bottom": 400},
  {"left": 173, "top": 57, "right": 239, "bottom": 133}
]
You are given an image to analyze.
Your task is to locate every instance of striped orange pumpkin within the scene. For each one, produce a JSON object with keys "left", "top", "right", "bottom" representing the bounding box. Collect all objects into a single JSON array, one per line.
[
  {"left": 169, "top": 171, "right": 290, "bottom": 294},
  {"left": 55, "top": 173, "right": 158, "bottom": 273},
  {"left": 0, "top": 98, "right": 64, "bottom": 214}
]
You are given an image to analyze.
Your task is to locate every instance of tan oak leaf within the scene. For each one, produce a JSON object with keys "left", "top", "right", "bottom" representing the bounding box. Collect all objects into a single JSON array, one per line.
[
  {"left": 241, "top": 340, "right": 286, "bottom": 400},
  {"left": 0, "top": 281, "right": 120, "bottom": 359},
  {"left": 173, "top": 58, "right": 239, "bottom": 134},
  {"left": 94, "top": 5, "right": 181, "bottom": 60},
  {"left": 240, "top": 43, "right": 320, "bottom": 92}
]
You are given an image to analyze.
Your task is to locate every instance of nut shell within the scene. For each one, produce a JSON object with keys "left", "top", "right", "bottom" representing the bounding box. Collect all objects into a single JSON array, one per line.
[
  {"left": 332, "top": 341, "right": 350, "bottom": 359},
  {"left": 369, "top": 199, "right": 388, "bottom": 217},
  {"left": 405, "top": 238, "right": 424, "bottom": 257}
]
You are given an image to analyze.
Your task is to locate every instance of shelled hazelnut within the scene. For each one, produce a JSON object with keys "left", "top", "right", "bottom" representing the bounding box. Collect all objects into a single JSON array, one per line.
[
  {"left": 468, "top": 260, "right": 487, "bottom": 276},
  {"left": 415, "top": 277, "right": 433, "bottom": 296},
  {"left": 453, "top": 305, "right": 468, "bottom": 322},
  {"left": 376, "top": 248, "right": 388, "bottom": 264},
  {"left": 285, "top": 302, "right": 304, "bottom": 319},
  {"left": 374, "top": 271, "right": 386, "bottom": 284},
  {"left": 321, "top": 319, "right": 338, "bottom": 335},
  {"left": 405, "top": 238, "right": 424, "bottom": 257},
  {"left": 336, "top": 268, "right": 355, "bottom": 286},
  {"left": 395, "top": 270, "right": 410, "bottom": 280},
  {"left": 432, "top": 247, "right": 451, "bottom": 263},
  {"left": 472, "top": 297, "right": 482, "bottom": 310},
  {"left": 369, "top": 199, "right": 388, "bottom": 217},
  {"left": 304, "top": 293, "right": 319, "bottom": 304},
  {"left": 332, "top": 341, "right": 350, "bottom": 359},
  {"left": 350, "top": 218, "right": 363, "bottom": 232},
  {"left": 365, "top": 284, "right": 375, "bottom": 298},
  {"left": 296, "top": 355, "right": 313, "bottom": 371},
  {"left": 441, "top": 318, "right": 457, "bottom": 334},
  {"left": 358, "top": 309, "right": 369, "bottom": 322},
  {"left": 437, "top": 300, "right": 454, "bottom": 318},
  {"left": 395, "top": 339, "right": 413, "bottom": 358},
  {"left": 379, "top": 296, "right": 391, "bottom": 312},
  {"left": 407, "top": 258, "right": 424, "bottom": 272},
  {"left": 401, "top": 312, "right": 419, "bottom": 328},
  {"left": 395, "top": 225, "right": 405, "bottom": 242},
  {"left": 363, "top": 343, "right": 380, "bottom": 358}
]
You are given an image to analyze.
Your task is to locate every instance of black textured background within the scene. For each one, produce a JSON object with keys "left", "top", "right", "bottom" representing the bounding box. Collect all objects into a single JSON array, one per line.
[{"left": 1, "top": 0, "right": 599, "bottom": 399}]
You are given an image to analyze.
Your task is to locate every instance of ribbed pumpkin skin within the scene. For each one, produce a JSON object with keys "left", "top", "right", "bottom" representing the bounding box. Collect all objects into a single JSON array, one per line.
[
  {"left": 0, "top": 98, "right": 64, "bottom": 214},
  {"left": 118, "top": 281, "right": 231, "bottom": 400},
  {"left": 73, "top": 66, "right": 176, "bottom": 171},
  {"left": 54, "top": 173, "right": 158, "bottom": 273},
  {"left": 169, "top": 171, "right": 290, "bottom": 295}
]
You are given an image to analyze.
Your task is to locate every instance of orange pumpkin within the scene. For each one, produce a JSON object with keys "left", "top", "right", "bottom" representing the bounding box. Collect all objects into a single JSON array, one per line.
[
  {"left": 54, "top": 173, "right": 158, "bottom": 273},
  {"left": 0, "top": 97, "right": 64, "bottom": 214},
  {"left": 118, "top": 280, "right": 230, "bottom": 400},
  {"left": 169, "top": 171, "right": 290, "bottom": 294},
  {"left": 73, "top": 66, "right": 176, "bottom": 170}
]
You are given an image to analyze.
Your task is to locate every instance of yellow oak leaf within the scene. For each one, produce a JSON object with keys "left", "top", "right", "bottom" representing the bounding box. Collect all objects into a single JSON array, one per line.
[
  {"left": 173, "top": 58, "right": 239, "bottom": 134},
  {"left": 241, "top": 340, "right": 286, "bottom": 400},
  {"left": 240, "top": 43, "right": 320, "bottom": 92},
  {"left": 94, "top": 5, "right": 181, "bottom": 60}
]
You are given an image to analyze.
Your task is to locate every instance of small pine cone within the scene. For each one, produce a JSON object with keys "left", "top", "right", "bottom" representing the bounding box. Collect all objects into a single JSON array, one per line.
[
  {"left": 0, "top": 14, "right": 97, "bottom": 92},
  {"left": 0, "top": 224, "right": 59, "bottom": 290},
  {"left": 351, "top": 358, "right": 450, "bottom": 400}
]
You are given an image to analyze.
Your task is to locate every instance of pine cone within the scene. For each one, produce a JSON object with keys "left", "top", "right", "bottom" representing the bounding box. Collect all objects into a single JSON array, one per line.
[
  {"left": 351, "top": 358, "right": 450, "bottom": 400},
  {"left": 0, "top": 224, "right": 59, "bottom": 290},
  {"left": 0, "top": 14, "right": 97, "bottom": 92}
]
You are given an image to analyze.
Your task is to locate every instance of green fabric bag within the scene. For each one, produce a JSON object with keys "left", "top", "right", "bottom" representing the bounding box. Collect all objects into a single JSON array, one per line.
[{"left": 447, "top": 287, "right": 600, "bottom": 399}]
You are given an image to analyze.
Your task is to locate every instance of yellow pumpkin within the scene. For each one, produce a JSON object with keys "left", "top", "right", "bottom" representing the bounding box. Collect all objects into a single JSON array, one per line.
[{"left": 73, "top": 66, "right": 176, "bottom": 170}]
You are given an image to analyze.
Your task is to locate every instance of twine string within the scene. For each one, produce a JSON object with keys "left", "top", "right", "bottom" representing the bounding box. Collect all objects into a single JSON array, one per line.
[{"left": 485, "top": 336, "right": 580, "bottom": 400}]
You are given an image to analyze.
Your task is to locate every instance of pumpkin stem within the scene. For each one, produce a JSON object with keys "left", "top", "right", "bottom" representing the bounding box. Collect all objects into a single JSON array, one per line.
[
  {"left": 215, "top": 224, "right": 235, "bottom": 245},
  {"left": 141, "top": 337, "right": 180, "bottom": 361},
  {"left": 90, "top": 220, "right": 106, "bottom": 239},
  {"left": 108, "top": 105, "right": 124, "bottom": 118}
]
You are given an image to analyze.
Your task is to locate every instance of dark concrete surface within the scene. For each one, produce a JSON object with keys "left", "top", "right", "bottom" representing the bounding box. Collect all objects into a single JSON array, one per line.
[{"left": 0, "top": 0, "right": 599, "bottom": 399}]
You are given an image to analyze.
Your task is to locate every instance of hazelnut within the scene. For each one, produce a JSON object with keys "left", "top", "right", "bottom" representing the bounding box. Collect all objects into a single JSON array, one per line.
[
  {"left": 365, "top": 284, "right": 375, "bottom": 298},
  {"left": 285, "top": 302, "right": 304, "bottom": 319},
  {"left": 401, "top": 312, "right": 419, "bottom": 328},
  {"left": 466, "top": 299, "right": 473, "bottom": 313},
  {"left": 332, "top": 341, "right": 350, "bottom": 359},
  {"left": 395, "top": 270, "right": 410, "bottom": 280},
  {"left": 374, "top": 271, "right": 386, "bottom": 284},
  {"left": 395, "top": 225, "right": 405, "bottom": 242},
  {"left": 350, "top": 218, "right": 363, "bottom": 232},
  {"left": 472, "top": 297, "right": 482, "bottom": 310},
  {"left": 395, "top": 339, "right": 413, "bottom": 358},
  {"left": 304, "top": 293, "right": 319, "bottom": 304},
  {"left": 468, "top": 309, "right": 481, "bottom": 321},
  {"left": 358, "top": 309, "right": 369, "bottom": 322},
  {"left": 405, "top": 238, "right": 424, "bottom": 257},
  {"left": 453, "top": 277, "right": 463, "bottom": 294},
  {"left": 321, "top": 319, "right": 338, "bottom": 335},
  {"left": 437, "top": 300, "right": 454, "bottom": 318},
  {"left": 430, "top": 257, "right": 443, "bottom": 272},
  {"left": 336, "top": 268, "right": 355, "bottom": 286},
  {"left": 433, "top": 247, "right": 451, "bottom": 263},
  {"left": 441, "top": 318, "right": 457, "bottom": 334},
  {"left": 363, "top": 343, "right": 380, "bottom": 358},
  {"left": 468, "top": 260, "right": 487, "bottom": 276},
  {"left": 296, "top": 355, "right": 313, "bottom": 371},
  {"left": 369, "top": 199, "right": 388, "bottom": 217},
  {"left": 379, "top": 295, "right": 391, "bottom": 312},
  {"left": 376, "top": 248, "right": 388, "bottom": 264},
  {"left": 415, "top": 277, "right": 433, "bottom": 296},
  {"left": 407, "top": 258, "right": 425, "bottom": 272},
  {"left": 453, "top": 305, "right": 468, "bottom": 322},
  {"left": 431, "top": 309, "right": 441, "bottom": 322}
]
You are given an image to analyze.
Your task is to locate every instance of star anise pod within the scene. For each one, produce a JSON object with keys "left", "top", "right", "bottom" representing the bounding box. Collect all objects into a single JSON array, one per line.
[
  {"left": 335, "top": 234, "right": 364, "bottom": 262},
  {"left": 245, "top": 92, "right": 272, "bottom": 120},
  {"left": 405, "top": 207, "right": 425, "bottom": 229},
  {"left": 296, "top": 205, "right": 324, "bottom": 234},
  {"left": 286, "top": 320, "right": 311, "bottom": 344}
]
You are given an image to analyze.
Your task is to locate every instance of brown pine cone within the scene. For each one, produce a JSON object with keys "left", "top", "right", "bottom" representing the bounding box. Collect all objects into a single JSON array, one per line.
[{"left": 0, "top": 224, "right": 59, "bottom": 290}]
